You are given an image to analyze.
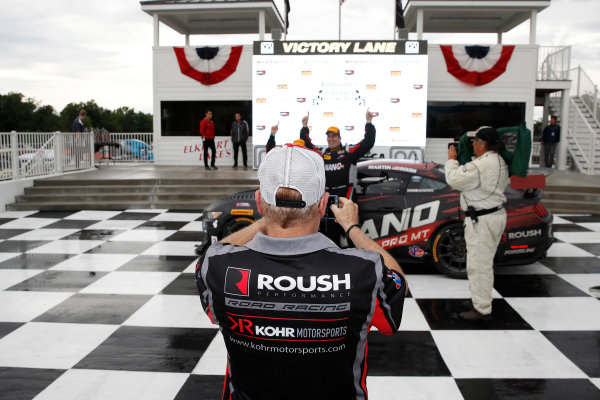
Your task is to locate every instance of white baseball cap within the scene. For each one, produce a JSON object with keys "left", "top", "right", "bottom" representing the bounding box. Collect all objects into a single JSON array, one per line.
[{"left": 258, "top": 144, "right": 326, "bottom": 208}]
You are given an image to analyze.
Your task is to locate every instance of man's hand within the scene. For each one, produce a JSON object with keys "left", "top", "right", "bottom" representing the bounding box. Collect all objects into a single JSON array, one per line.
[
  {"left": 302, "top": 112, "right": 309, "bottom": 128},
  {"left": 366, "top": 109, "right": 373, "bottom": 123},
  {"left": 271, "top": 125, "right": 279, "bottom": 135},
  {"left": 330, "top": 197, "right": 359, "bottom": 232},
  {"left": 448, "top": 145, "right": 458, "bottom": 161}
]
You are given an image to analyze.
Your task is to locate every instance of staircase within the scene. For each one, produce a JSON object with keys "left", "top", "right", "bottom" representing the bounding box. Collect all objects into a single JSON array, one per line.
[
  {"left": 6, "top": 177, "right": 259, "bottom": 211},
  {"left": 542, "top": 185, "right": 600, "bottom": 214},
  {"left": 547, "top": 66, "right": 600, "bottom": 175}
]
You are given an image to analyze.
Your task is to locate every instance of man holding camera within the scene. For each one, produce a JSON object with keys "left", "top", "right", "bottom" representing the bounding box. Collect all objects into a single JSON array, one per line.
[
  {"left": 196, "top": 143, "right": 406, "bottom": 399},
  {"left": 446, "top": 126, "right": 509, "bottom": 321}
]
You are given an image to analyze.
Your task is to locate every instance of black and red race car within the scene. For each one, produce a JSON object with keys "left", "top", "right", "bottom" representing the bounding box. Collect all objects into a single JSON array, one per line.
[{"left": 198, "top": 159, "right": 554, "bottom": 279}]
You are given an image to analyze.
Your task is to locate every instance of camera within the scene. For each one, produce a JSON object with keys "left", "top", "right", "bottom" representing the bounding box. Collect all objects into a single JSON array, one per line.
[
  {"left": 322, "top": 195, "right": 339, "bottom": 220},
  {"left": 448, "top": 142, "right": 459, "bottom": 149}
]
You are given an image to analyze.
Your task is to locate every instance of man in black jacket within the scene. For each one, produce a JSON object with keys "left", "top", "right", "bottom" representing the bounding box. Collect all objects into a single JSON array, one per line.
[
  {"left": 231, "top": 112, "right": 250, "bottom": 168},
  {"left": 196, "top": 143, "right": 406, "bottom": 400}
]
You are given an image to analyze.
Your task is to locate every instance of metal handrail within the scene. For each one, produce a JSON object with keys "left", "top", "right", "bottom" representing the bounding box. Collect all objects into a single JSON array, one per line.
[
  {"left": 568, "top": 97, "right": 598, "bottom": 174},
  {"left": 570, "top": 66, "right": 599, "bottom": 122}
]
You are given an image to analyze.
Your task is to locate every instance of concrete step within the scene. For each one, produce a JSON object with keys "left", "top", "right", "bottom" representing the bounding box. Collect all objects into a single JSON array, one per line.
[
  {"left": 6, "top": 200, "right": 212, "bottom": 211},
  {"left": 542, "top": 198, "right": 600, "bottom": 214},
  {"left": 24, "top": 184, "right": 258, "bottom": 195},
  {"left": 15, "top": 192, "right": 233, "bottom": 203},
  {"left": 33, "top": 178, "right": 258, "bottom": 187}
]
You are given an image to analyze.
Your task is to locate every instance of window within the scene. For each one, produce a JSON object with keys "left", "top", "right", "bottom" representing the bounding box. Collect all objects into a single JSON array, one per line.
[
  {"left": 427, "top": 101, "right": 525, "bottom": 139},
  {"left": 406, "top": 175, "right": 447, "bottom": 192},
  {"left": 161, "top": 101, "right": 252, "bottom": 137},
  {"left": 362, "top": 175, "right": 408, "bottom": 195}
]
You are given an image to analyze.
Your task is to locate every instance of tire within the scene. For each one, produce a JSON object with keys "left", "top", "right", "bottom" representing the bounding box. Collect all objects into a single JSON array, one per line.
[
  {"left": 431, "top": 223, "right": 467, "bottom": 279},
  {"left": 220, "top": 217, "right": 255, "bottom": 238}
]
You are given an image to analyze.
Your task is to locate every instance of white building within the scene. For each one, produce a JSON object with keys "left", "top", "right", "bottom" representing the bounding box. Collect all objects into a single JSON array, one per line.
[{"left": 140, "top": 0, "right": 599, "bottom": 174}]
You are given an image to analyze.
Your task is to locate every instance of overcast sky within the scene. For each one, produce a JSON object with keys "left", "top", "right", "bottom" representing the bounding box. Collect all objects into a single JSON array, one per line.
[{"left": 1, "top": 0, "right": 598, "bottom": 114}]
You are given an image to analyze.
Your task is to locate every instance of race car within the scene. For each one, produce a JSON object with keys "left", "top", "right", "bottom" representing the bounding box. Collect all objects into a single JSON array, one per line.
[{"left": 198, "top": 159, "right": 554, "bottom": 279}]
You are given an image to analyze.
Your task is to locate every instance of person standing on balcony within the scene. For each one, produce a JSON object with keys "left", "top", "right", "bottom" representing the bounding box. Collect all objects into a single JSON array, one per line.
[
  {"left": 200, "top": 109, "right": 218, "bottom": 170},
  {"left": 541, "top": 115, "right": 560, "bottom": 168},
  {"left": 231, "top": 112, "right": 249, "bottom": 168}
]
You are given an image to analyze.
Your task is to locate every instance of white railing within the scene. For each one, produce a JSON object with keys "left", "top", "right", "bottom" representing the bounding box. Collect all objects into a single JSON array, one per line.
[
  {"left": 0, "top": 132, "right": 94, "bottom": 181},
  {"left": 94, "top": 132, "right": 154, "bottom": 164},
  {"left": 538, "top": 46, "right": 571, "bottom": 81},
  {"left": 570, "top": 66, "right": 599, "bottom": 122}
]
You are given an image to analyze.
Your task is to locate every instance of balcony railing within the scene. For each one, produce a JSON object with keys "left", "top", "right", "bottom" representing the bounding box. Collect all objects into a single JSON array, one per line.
[{"left": 538, "top": 46, "right": 571, "bottom": 81}]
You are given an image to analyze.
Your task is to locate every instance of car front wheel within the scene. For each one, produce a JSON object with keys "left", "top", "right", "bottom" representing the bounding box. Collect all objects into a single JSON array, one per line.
[{"left": 431, "top": 223, "right": 467, "bottom": 279}]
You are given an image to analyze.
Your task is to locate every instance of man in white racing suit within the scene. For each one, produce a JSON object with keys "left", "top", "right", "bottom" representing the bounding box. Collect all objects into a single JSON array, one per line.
[{"left": 445, "top": 126, "right": 509, "bottom": 321}]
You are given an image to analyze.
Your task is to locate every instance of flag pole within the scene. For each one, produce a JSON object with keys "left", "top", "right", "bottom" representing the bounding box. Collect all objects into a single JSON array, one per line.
[{"left": 338, "top": 0, "right": 341, "bottom": 40}]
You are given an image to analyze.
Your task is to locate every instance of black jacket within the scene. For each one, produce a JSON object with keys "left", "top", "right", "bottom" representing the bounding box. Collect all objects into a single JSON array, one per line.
[{"left": 196, "top": 232, "right": 406, "bottom": 400}]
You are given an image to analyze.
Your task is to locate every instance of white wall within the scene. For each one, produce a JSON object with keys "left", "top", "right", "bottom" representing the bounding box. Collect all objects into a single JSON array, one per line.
[
  {"left": 152, "top": 45, "right": 253, "bottom": 165},
  {"left": 0, "top": 179, "right": 34, "bottom": 211},
  {"left": 425, "top": 44, "right": 538, "bottom": 164}
]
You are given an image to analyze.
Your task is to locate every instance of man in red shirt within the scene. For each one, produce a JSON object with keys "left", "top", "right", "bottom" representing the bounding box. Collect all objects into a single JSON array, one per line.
[{"left": 200, "top": 110, "right": 218, "bottom": 170}]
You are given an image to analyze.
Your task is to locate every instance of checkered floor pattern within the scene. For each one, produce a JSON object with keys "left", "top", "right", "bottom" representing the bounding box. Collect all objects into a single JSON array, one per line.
[{"left": 0, "top": 210, "right": 599, "bottom": 400}]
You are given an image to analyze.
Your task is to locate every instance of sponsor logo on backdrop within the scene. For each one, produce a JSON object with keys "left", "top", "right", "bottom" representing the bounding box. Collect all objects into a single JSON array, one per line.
[
  {"left": 345, "top": 70, "right": 355, "bottom": 75},
  {"left": 301, "top": 71, "right": 312, "bottom": 76},
  {"left": 366, "top": 84, "right": 377, "bottom": 89},
  {"left": 280, "top": 112, "right": 290, "bottom": 117},
  {"left": 324, "top": 112, "right": 334, "bottom": 117},
  {"left": 297, "top": 98, "right": 306, "bottom": 103},
  {"left": 256, "top": 70, "right": 266, "bottom": 75},
  {"left": 345, "top": 126, "right": 354, "bottom": 131},
  {"left": 256, "top": 98, "right": 266, "bottom": 103},
  {"left": 390, "top": 127, "right": 400, "bottom": 132},
  {"left": 391, "top": 71, "right": 402, "bottom": 76},
  {"left": 277, "top": 84, "right": 288, "bottom": 89},
  {"left": 405, "top": 41, "right": 420, "bottom": 54},
  {"left": 413, "top": 84, "right": 423, "bottom": 89},
  {"left": 412, "top": 113, "right": 422, "bottom": 118},
  {"left": 256, "top": 126, "right": 266, "bottom": 130},
  {"left": 260, "top": 42, "right": 274, "bottom": 54},
  {"left": 390, "top": 98, "right": 400, "bottom": 103}
]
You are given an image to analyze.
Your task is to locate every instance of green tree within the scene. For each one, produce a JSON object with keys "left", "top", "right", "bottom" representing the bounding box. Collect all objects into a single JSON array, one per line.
[
  {"left": 0, "top": 92, "right": 36, "bottom": 131},
  {"left": 2, "top": 92, "right": 153, "bottom": 133}
]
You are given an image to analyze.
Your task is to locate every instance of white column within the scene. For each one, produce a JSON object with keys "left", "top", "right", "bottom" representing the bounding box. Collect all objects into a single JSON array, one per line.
[
  {"left": 529, "top": 9, "right": 537, "bottom": 44},
  {"left": 259, "top": 10, "right": 265, "bottom": 40},
  {"left": 417, "top": 9, "right": 424, "bottom": 40},
  {"left": 153, "top": 14, "right": 159, "bottom": 47},
  {"left": 541, "top": 93, "right": 550, "bottom": 131},
  {"left": 558, "top": 88, "right": 570, "bottom": 171}
]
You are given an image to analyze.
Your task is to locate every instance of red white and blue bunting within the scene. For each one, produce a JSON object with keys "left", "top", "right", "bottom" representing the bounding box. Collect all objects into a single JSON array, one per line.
[
  {"left": 440, "top": 45, "right": 515, "bottom": 86},
  {"left": 173, "top": 46, "right": 243, "bottom": 85}
]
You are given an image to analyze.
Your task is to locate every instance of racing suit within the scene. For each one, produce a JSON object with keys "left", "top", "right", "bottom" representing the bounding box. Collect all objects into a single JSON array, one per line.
[
  {"left": 196, "top": 232, "right": 406, "bottom": 400},
  {"left": 445, "top": 151, "right": 509, "bottom": 315}
]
